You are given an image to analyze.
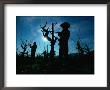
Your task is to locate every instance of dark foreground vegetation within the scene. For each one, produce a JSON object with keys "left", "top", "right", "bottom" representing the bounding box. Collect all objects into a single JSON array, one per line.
[{"left": 16, "top": 51, "right": 94, "bottom": 74}]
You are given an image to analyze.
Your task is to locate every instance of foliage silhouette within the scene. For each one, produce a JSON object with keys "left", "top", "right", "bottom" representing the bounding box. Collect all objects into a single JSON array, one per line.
[{"left": 16, "top": 40, "right": 94, "bottom": 74}]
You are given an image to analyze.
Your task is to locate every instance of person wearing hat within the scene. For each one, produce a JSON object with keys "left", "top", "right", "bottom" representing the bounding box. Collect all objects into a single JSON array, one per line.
[{"left": 58, "top": 22, "right": 70, "bottom": 61}]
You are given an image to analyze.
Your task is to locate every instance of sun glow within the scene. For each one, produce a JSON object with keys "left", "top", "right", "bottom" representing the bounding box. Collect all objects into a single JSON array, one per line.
[{"left": 42, "top": 37, "right": 48, "bottom": 42}]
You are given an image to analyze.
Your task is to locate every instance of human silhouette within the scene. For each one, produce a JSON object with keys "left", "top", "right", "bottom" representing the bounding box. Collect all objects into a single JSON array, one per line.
[
  {"left": 30, "top": 42, "right": 37, "bottom": 60},
  {"left": 58, "top": 22, "right": 70, "bottom": 60}
]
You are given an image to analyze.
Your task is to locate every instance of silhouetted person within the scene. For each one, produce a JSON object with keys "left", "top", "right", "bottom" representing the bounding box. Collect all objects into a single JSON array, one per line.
[
  {"left": 58, "top": 22, "right": 70, "bottom": 60},
  {"left": 30, "top": 42, "right": 37, "bottom": 60}
]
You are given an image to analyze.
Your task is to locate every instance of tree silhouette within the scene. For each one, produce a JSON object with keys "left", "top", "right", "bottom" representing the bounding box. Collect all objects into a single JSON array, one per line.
[
  {"left": 40, "top": 22, "right": 58, "bottom": 61},
  {"left": 20, "top": 40, "right": 29, "bottom": 57}
]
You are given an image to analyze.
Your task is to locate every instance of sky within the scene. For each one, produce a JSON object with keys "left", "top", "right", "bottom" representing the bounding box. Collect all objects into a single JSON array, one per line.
[{"left": 16, "top": 16, "right": 94, "bottom": 55}]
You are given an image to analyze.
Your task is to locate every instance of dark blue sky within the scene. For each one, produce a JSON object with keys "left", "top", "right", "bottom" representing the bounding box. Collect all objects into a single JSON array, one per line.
[{"left": 16, "top": 16, "right": 94, "bottom": 55}]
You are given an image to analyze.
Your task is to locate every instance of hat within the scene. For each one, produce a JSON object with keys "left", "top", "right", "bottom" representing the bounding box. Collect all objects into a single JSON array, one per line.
[
  {"left": 60, "top": 22, "right": 70, "bottom": 28},
  {"left": 34, "top": 42, "right": 36, "bottom": 45}
]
